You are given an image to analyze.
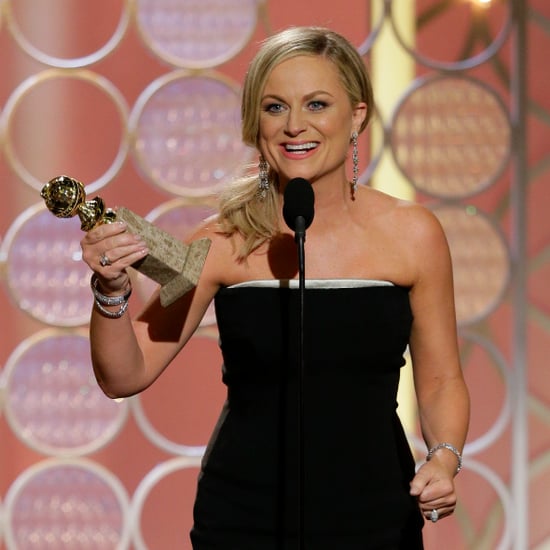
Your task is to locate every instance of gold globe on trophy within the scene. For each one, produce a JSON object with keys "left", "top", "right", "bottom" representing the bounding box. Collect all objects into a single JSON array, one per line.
[{"left": 41, "top": 175, "right": 211, "bottom": 307}]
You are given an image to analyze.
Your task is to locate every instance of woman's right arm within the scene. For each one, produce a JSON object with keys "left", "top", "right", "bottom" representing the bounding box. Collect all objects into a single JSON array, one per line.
[{"left": 81, "top": 219, "right": 221, "bottom": 399}]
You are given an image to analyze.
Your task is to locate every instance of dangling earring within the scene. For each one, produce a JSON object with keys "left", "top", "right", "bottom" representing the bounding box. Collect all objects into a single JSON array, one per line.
[
  {"left": 258, "top": 155, "right": 270, "bottom": 199},
  {"left": 351, "top": 131, "right": 359, "bottom": 197}
]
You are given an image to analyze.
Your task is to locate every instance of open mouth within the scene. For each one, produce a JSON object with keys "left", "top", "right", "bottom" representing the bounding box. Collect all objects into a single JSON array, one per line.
[{"left": 284, "top": 142, "right": 318, "bottom": 154}]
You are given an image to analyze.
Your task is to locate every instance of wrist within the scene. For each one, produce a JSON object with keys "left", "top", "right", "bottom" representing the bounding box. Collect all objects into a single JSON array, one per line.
[
  {"left": 91, "top": 273, "right": 131, "bottom": 300},
  {"left": 90, "top": 274, "right": 132, "bottom": 318},
  {"left": 426, "top": 442, "right": 463, "bottom": 475}
]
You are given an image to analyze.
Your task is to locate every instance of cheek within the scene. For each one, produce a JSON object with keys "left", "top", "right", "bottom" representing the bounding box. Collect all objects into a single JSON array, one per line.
[
  {"left": 321, "top": 119, "right": 352, "bottom": 149},
  {"left": 257, "top": 121, "right": 281, "bottom": 158},
  {"left": 321, "top": 113, "right": 352, "bottom": 135},
  {"left": 257, "top": 136, "right": 275, "bottom": 166},
  {"left": 258, "top": 116, "right": 279, "bottom": 139}
]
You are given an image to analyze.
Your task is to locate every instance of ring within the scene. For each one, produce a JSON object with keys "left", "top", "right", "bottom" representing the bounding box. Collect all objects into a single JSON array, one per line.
[
  {"left": 99, "top": 253, "right": 112, "bottom": 267},
  {"left": 430, "top": 509, "right": 439, "bottom": 523}
]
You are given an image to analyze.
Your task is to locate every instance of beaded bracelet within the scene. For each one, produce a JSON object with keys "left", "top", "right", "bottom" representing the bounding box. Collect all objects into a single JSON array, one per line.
[
  {"left": 91, "top": 274, "right": 132, "bottom": 305},
  {"left": 90, "top": 274, "right": 132, "bottom": 319},
  {"left": 93, "top": 298, "right": 130, "bottom": 319},
  {"left": 426, "top": 442, "right": 463, "bottom": 474}
]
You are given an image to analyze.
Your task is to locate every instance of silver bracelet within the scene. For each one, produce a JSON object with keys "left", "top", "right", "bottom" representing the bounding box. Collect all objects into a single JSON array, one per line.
[
  {"left": 426, "top": 442, "right": 463, "bottom": 474},
  {"left": 93, "top": 298, "right": 130, "bottom": 319},
  {"left": 90, "top": 274, "right": 131, "bottom": 318},
  {"left": 90, "top": 274, "right": 132, "bottom": 306}
]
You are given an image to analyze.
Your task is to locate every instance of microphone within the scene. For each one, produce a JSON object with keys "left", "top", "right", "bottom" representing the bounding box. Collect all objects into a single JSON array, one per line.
[
  {"left": 282, "top": 177, "right": 315, "bottom": 241},
  {"left": 282, "top": 177, "right": 314, "bottom": 550}
]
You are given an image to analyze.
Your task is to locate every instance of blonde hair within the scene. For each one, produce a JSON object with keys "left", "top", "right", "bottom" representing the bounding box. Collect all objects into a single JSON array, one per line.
[{"left": 218, "top": 26, "right": 374, "bottom": 260}]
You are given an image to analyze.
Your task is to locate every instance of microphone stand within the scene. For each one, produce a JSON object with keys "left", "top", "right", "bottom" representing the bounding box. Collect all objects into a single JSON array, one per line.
[
  {"left": 294, "top": 215, "right": 306, "bottom": 550},
  {"left": 283, "top": 176, "right": 313, "bottom": 550}
]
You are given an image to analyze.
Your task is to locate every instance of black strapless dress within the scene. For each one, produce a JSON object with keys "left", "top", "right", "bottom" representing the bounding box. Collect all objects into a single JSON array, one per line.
[{"left": 190, "top": 280, "right": 424, "bottom": 549}]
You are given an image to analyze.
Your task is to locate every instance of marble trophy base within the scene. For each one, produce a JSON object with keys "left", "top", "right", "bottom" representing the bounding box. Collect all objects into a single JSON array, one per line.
[{"left": 116, "top": 207, "right": 211, "bottom": 307}]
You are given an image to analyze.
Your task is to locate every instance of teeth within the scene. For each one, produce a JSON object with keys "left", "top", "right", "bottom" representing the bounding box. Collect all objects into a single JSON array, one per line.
[{"left": 285, "top": 142, "right": 317, "bottom": 151}]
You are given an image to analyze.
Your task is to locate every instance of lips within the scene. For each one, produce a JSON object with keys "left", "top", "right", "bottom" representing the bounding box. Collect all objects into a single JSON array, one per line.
[{"left": 283, "top": 141, "right": 319, "bottom": 154}]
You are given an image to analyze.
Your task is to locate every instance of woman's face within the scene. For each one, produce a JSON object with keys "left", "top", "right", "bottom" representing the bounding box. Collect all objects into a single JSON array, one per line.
[{"left": 258, "top": 55, "right": 366, "bottom": 187}]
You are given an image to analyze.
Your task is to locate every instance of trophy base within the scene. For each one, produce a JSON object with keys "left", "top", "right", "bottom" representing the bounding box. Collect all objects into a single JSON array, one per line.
[{"left": 116, "top": 207, "right": 211, "bottom": 307}]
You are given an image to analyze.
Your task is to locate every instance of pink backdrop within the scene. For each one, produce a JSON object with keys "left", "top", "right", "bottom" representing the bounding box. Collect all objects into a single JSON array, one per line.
[{"left": 1, "top": 1, "right": 549, "bottom": 549}]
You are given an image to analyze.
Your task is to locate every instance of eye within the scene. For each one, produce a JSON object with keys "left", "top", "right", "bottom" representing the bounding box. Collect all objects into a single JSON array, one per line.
[
  {"left": 263, "top": 102, "right": 286, "bottom": 114},
  {"left": 308, "top": 100, "right": 327, "bottom": 111}
]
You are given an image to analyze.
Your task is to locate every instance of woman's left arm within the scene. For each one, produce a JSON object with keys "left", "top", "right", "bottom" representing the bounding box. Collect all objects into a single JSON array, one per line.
[{"left": 404, "top": 204, "right": 470, "bottom": 522}]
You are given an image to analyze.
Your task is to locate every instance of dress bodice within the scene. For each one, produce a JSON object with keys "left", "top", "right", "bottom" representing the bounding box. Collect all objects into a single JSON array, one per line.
[
  {"left": 214, "top": 279, "right": 413, "bottom": 387},
  {"left": 191, "top": 280, "right": 423, "bottom": 548}
]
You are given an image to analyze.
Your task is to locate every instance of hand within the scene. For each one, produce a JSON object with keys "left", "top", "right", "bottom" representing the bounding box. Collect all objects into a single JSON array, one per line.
[
  {"left": 80, "top": 220, "right": 149, "bottom": 293},
  {"left": 409, "top": 457, "right": 458, "bottom": 523}
]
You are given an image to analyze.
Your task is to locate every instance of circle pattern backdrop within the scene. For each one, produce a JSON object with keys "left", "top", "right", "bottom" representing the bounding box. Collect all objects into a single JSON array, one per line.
[{"left": 0, "top": 1, "right": 544, "bottom": 549}]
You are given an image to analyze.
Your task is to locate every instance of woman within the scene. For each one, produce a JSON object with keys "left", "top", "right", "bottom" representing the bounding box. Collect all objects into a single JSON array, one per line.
[{"left": 82, "top": 27, "right": 469, "bottom": 549}]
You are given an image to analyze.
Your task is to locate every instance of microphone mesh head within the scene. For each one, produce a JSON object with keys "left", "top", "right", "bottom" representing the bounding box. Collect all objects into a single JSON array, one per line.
[{"left": 282, "top": 178, "right": 315, "bottom": 231}]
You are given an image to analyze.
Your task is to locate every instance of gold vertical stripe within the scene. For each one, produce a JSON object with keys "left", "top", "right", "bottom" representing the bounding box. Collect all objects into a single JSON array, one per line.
[{"left": 370, "top": 1, "right": 417, "bottom": 437}]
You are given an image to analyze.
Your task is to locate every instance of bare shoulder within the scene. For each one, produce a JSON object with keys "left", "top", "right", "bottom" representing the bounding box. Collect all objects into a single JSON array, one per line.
[
  {"left": 395, "top": 199, "right": 447, "bottom": 246},
  {"left": 185, "top": 214, "right": 245, "bottom": 286},
  {"left": 392, "top": 199, "right": 452, "bottom": 286},
  {"left": 359, "top": 188, "right": 451, "bottom": 285},
  {"left": 364, "top": 188, "right": 447, "bottom": 249}
]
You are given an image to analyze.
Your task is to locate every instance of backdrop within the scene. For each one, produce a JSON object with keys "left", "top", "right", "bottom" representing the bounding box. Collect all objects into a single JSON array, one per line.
[{"left": 1, "top": 1, "right": 549, "bottom": 549}]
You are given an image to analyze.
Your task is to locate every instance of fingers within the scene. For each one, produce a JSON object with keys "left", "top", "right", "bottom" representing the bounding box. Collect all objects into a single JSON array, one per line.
[
  {"left": 420, "top": 492, "right": 456, "bottom": 523},
  {"left": 410, "top": 462, "right": 457, "bottom": 523},
  {"left": 80, "top": 221, "right": 149, "bottom": 289},
  {"left": 409, "top": 465, "right": 430, "bottom": 497},
  {"left": 97, "top": 240, "right": 149, "bottom": 271},
  {"left": 85, "top": 219, "right": 125, "bottom": 238}
]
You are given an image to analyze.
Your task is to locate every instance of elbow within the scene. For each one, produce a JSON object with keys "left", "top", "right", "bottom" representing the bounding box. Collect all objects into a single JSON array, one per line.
[
  {"left": 101, "top": 386, "right": 130, "bottom": 400},
  {"left": 91, "top": 353, "right": 148, "bottom": 399},
  {"left": 94, "top": 372, "right": 141, "bottom": 400},
  {"left": 99, "top": 382, "right": 139, "bottom": 400}
]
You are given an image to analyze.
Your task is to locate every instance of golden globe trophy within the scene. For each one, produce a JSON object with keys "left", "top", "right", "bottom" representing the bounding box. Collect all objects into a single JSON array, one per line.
[{"left": 40, "top": 175, "right": 211, "bottom": 307}]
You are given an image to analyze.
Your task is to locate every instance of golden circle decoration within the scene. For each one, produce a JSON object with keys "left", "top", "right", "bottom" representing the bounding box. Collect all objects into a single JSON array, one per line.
[
  {"left": 390, "top": 74, "right": 511, "bottom": 199},
  {"left": 131, "top": 334, "right": 223, "bottom": 456},
  {"left": 4, "top": 0, "right": 131, "bottom": 68},
  {"left": 0, "top": 203, "right": 93, "bottom": 326},
  {"left": 3, "top": 458, "right": 131, "bottom": 549},
  {"left": 1, "top": 69, "right": 129, "bottom": 194},
  {"left": 134, "top": 0, "right": 260, "bottom": 69},
  {"left": 129, "top": 71, "right": 253, "bottom": 197},
  {"left": 3, "top": 329, "right": 129, "bottom": 456},
  {"left": 131, "top": 456, "right": 201, "bottom": 550},
  {"left": 356, "top": 0, "right": 387, "bottom": 56},
  {"left": 388, "top": 0, "right": 512, "bottom": 71},
  {"left": 433, "top": 204, "right": 510, "bottom": 326}
]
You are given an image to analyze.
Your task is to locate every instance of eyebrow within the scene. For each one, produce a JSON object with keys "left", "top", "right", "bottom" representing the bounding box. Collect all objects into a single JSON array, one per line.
[{"left": 261, "top": 90, "right": 335, "bottom": 102}]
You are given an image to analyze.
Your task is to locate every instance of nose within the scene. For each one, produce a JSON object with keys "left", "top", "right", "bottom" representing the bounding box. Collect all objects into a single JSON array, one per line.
[{"left": 285, "top": 108, "right": 306, "bottom": 136}]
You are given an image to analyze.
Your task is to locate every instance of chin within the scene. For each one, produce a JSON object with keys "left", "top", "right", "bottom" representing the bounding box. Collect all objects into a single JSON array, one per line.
[{"left": 282, "top": 172, "right": 316, "bottom": 183}]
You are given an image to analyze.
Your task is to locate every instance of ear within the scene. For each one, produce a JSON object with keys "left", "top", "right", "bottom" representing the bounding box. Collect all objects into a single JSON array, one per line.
[{"left": 351, "top": 102, "right": 368, "bottom": 134}]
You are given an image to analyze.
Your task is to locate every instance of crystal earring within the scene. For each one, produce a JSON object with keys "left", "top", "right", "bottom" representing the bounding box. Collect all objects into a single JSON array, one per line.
[
  {"left": 351, "top": 131, "right": 359, "bottom": 196},
  {"left": 258, "top": 155, "right": 270, "bottom": 198}
]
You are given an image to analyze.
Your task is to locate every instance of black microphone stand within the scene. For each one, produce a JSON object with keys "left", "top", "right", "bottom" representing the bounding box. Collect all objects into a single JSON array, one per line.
[
  {"left": 294, "top": 215, "right": 306, "bottom": 550},
  {"left": 283, "top": 177, "right": 313, "bottom": 550}
]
